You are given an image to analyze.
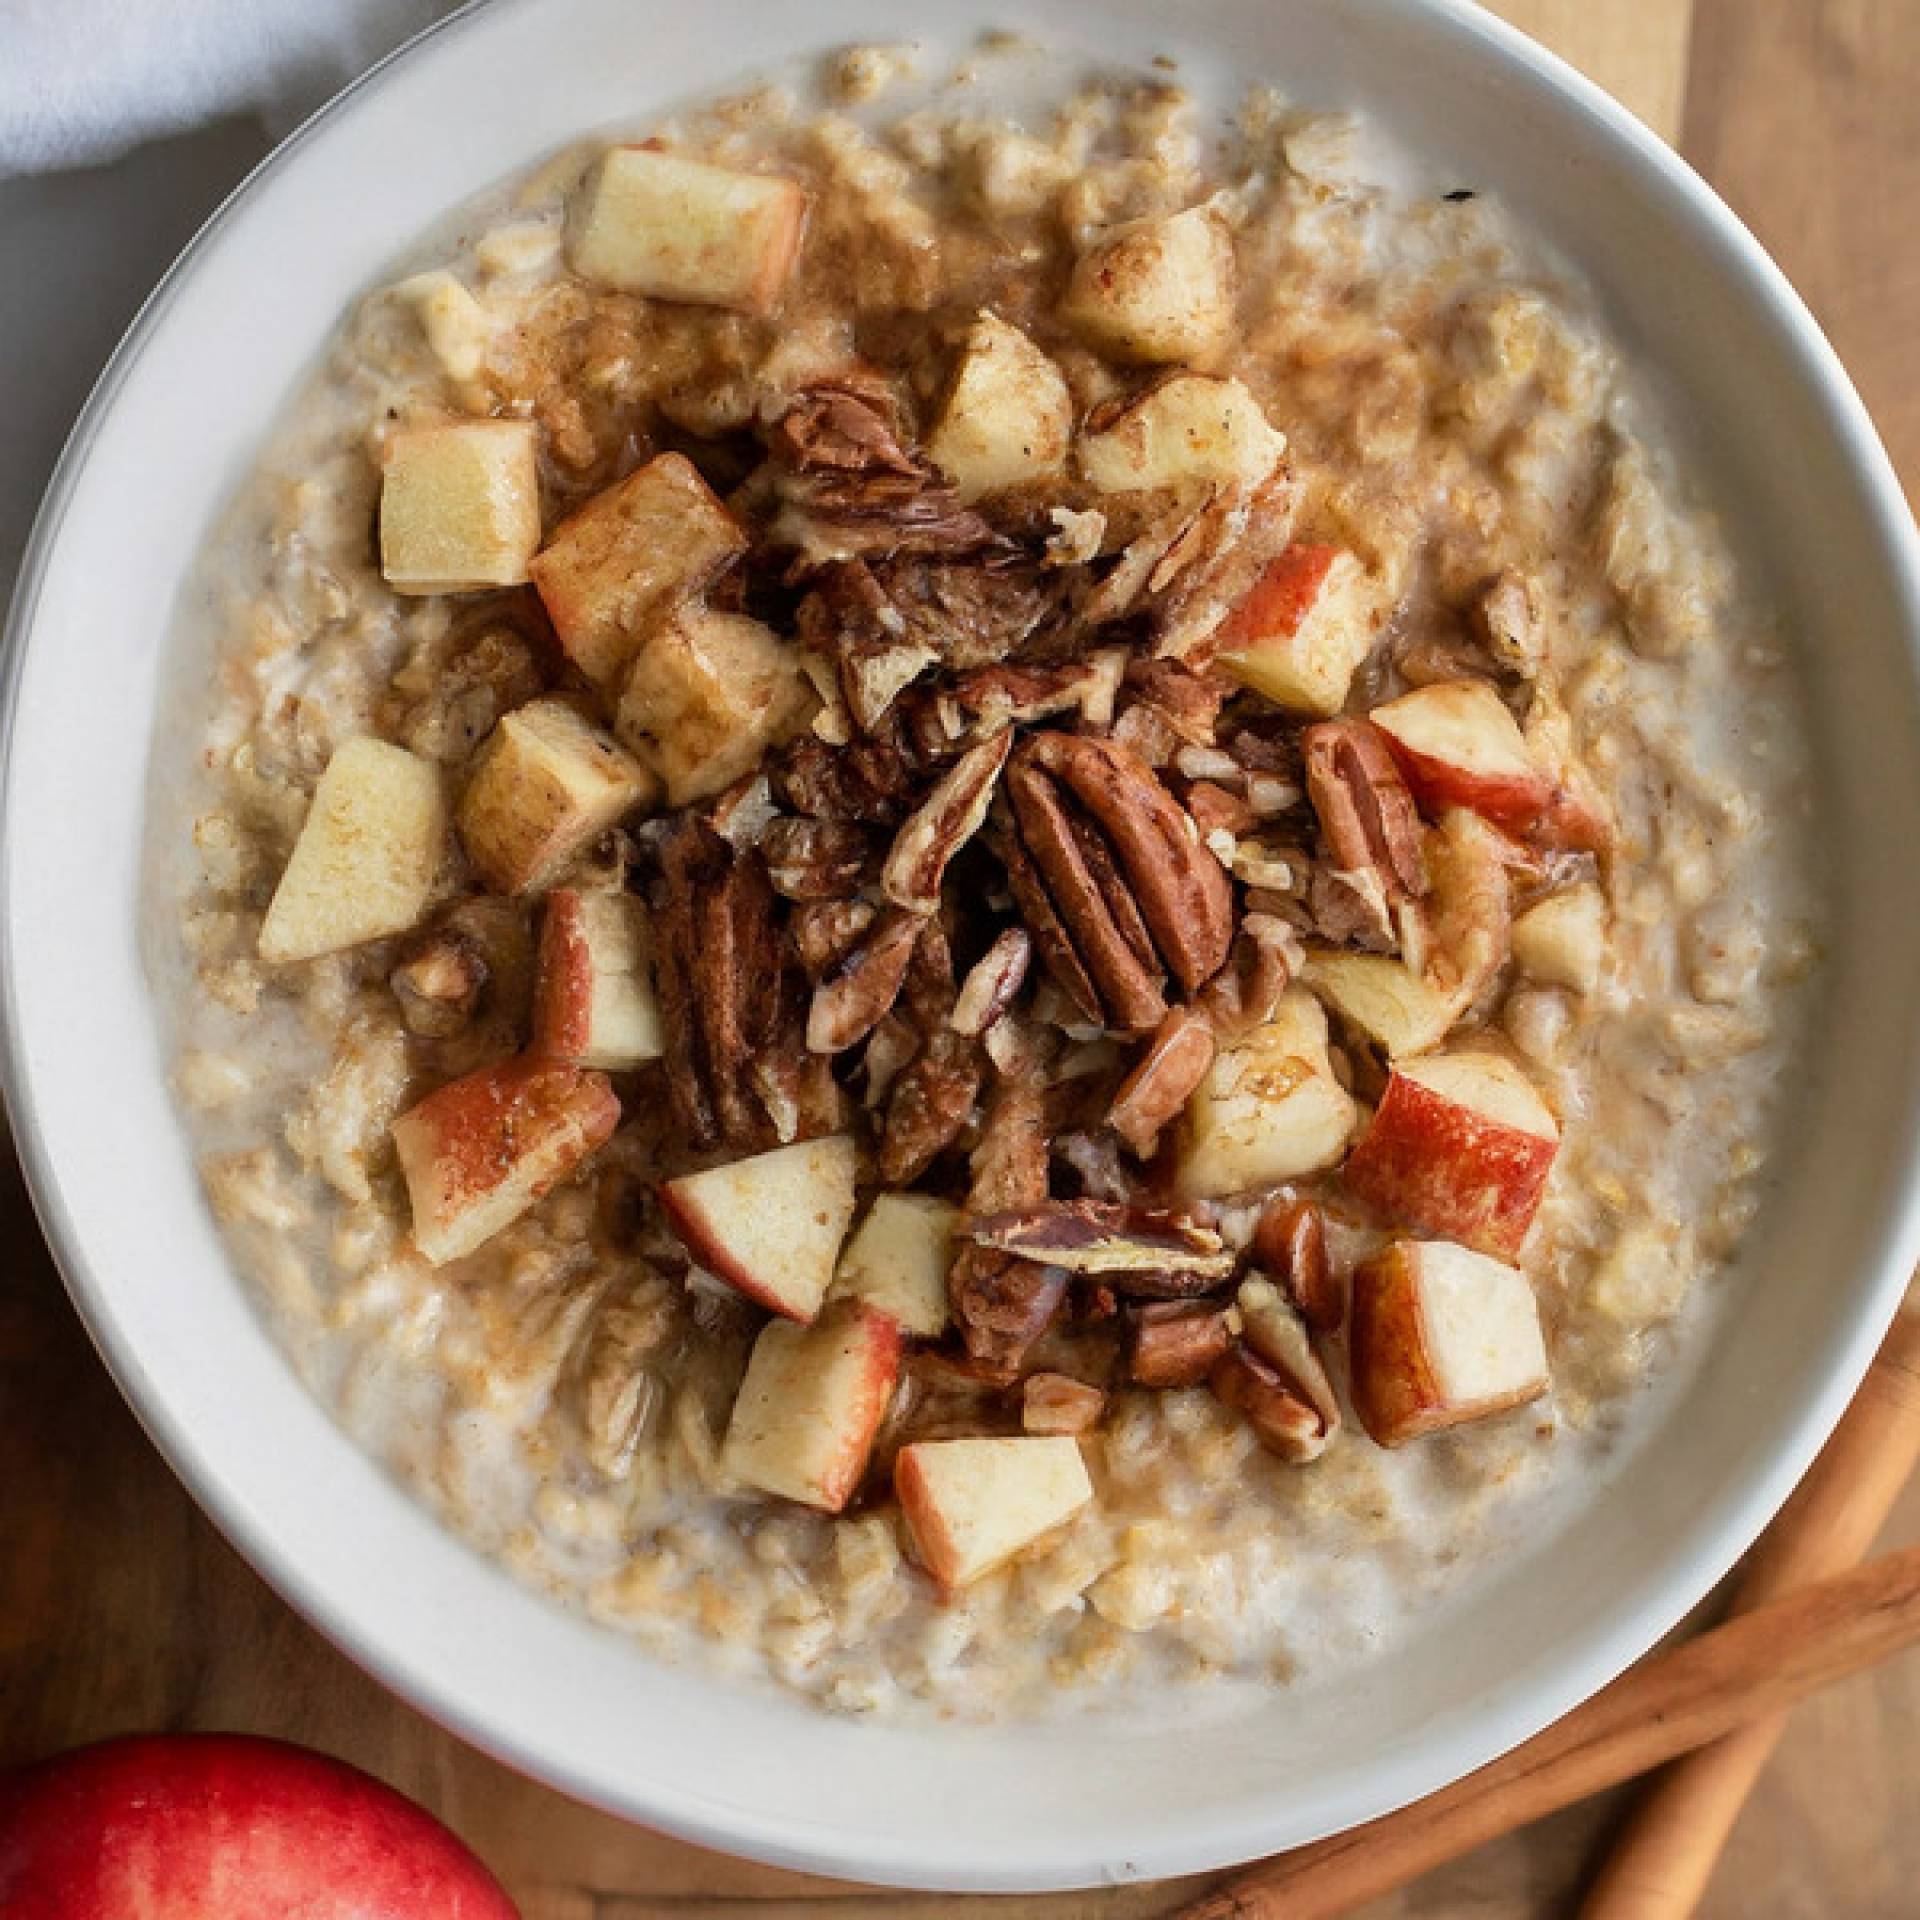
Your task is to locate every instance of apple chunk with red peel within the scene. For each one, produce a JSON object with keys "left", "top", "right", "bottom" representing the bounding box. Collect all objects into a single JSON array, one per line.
[
  {"left": 393, "top": 1057, "right": 619, "bottom": 1266},
  {"left": 1344, "top": 1050, "right": 1559, "bottom": 1261},
  {"left": 894, "top": 1436, "right": 1094, "bottom": 1590},
  {"left": 1350, "top": 1238, "right": 1550, "bottom": 1446},
  {"left": 532, "top": 888, "right": 663, "bottom": 1070},
  {"left": 660, "top": 1134, "right": 859, "bottom": 1322},
  {"left": 1370, "top": 680, "right": 1608, "bottom": 851},
  {"left": 721, "top": 1303, "right": 903, "bottom": 1513},
  {"left": 1215, "top": 546, "right": 1384, "bottom": 718}
]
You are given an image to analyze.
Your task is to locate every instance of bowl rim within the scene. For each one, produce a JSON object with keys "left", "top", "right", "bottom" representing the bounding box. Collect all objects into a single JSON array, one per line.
[{"left": 5, "top": 0, "right": 1920, "bottom": 1892}]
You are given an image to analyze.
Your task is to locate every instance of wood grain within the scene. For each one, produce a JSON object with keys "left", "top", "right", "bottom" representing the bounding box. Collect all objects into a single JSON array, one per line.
[{"left": 4, "top": 4, "right": 1919, "bottom": 1917}]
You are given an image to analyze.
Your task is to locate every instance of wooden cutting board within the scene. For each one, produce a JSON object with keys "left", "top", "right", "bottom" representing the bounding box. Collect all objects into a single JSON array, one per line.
[{"left": 4, "top": 4, "right": 1918, "bottom": 1913}]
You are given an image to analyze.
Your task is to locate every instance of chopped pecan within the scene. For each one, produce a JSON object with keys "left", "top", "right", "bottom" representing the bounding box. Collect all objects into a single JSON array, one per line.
[
  {"left": 1120, "top": 660, "right": 1225, "bottom": 748},
  {"left": 751, "top": 1033, "right": 849, "bottom": 1144},
  {"left": 390, "top": 928, "right": 488, "bottom": 1038},
  {"left": 966, "top": 1199, "right": 1235, "bottom": 1279},
  {"left": 878, "top": 1028, "right": 979, "bottom": 1183},
  {"left": 1107, "top": 1006, "right": 1216, "bottom": 1157},
  {"left": 1185, "top": 781, "right": 1257, "bottom": 839},
  {"left": 1001, "top": 732, "right": 1234, "bottom": 1032},
  {"left": 705, "top": 775, "right": 778, "bottom": 849},
  {"left": 1251, "top": 1196, "right": 1340, "bottom": 1333},
  {"left": 1129, "top": 1300, "right": 1236, "bottom": 1388},
  {"left": 950, "top": 1252, "right": 1070, "bottom": 1379},
  {"left": 775, "top": 730, "right": 919, "bottom": 826},
  {"left": 766, "top": 381, "right": 1003, "bottom": 565},
  {"left": 1302, "top": 718, "right": 1428, "bottom": 904},
  {"left": 1021, "top": 1372, "right": 1107, "bottom": 1435},
  {"left": 881, "top": 731, "right": 1011, "bottom": 912},
  {"left": 796, "top": 560, "right": 940, "bottom": 733},
  {"left": 763, "top": 815, "right": 880, "bottom": 901},
  {"left": 1227, "top": 1275, "right": 1342, "bottom": 1461},
  {"left": 649, "top": 818, "right": 781, "bottom": 1150},
  {"left": 968, "top": 1054, "right": 1050, "bottom": 1213},
  {"left": 900, "top": 661, "right": 1107, "bottom": 760},
  {"left": 806, "top": 907, "right": 925, "bottom": 1054},
  {"left": 790, "top": 897, "right": 876, "bottom": 981},
  {"left": 860, "top": 1010, "right": 919, "bottom": 1105},
  {"left": 1196, "top": 913, "right": 1298, "bottom": 1036},
  {"left": 867, "top": 554, "right": 1055, "bottom": 671},
  {"left": 951, "top": 928, "right": 1033, "bottom": 1037},
  {"left": 1208, "top": 1346, "right": 1333, "bottom": 1463}
]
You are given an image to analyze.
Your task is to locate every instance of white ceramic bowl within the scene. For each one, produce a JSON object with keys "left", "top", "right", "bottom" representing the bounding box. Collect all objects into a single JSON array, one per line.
[{"left": 6, "top": 0, "right": 1920, "bottom": 1891}]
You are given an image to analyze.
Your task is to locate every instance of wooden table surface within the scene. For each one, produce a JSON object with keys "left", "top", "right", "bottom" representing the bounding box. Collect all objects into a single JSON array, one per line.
[{"left": 5, "top": 3, "right": 1919, "bottom": 1914}]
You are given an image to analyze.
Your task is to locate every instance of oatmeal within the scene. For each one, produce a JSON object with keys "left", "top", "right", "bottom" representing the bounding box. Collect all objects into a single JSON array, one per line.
[{"left": 151, "top": 42, "right": 1817, "bottom": 1717}]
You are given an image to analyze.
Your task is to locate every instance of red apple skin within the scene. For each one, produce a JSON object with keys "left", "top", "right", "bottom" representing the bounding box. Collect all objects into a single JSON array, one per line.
[
  {"left": 1380, "top": 739, "right": 1609, "bottom": 854},
  {"left": 1343, "top": 1070, "right": 1558, "bottom": 1261},
  {"left": 0, "top": 1734, "right": 518, "bottom": 1919},
  {"left": 532, "top": 888, "right": 596, "bottom": 1062},
  {"left": 1349, "top": 1247, "right": 1450, "bottom": 1447},
  {"left": 1218, "top": 544, "right": 1340, "bottom": 646}
]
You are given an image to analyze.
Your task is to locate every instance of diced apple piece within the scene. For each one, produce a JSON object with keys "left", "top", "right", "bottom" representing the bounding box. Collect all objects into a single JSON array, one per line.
[
  {"left": 660, "top": 1135, "right": 859, "bottom": 1323},
  {"left": 1061, "top": 203, "right": 1236, "bottom": 364},
  {"left": 393, "top": 270, "right": 491, "bottom": 382},
  {"left": 1423, "top": 807, "right": 1518, "bottom": 1006},
  {"left": 1216, "top": 546, "right": 1385, "bottom": 717},
  {"left": 721, "top": 1302, "right": 903, "bottom": 1512},
  {"left": 379, "top": 421, "right": 540, "bottom": 596},
  {"left": 258, "top": 739, "right": 446, "bottom": 965},
  {"left": 1344, "top": 1050, "right": 1559, "bottom": 1260},
  {"left": 1512, "top": 885, "right": 1608, "bottom": 994},
  {"left": 1301, "top": 948, "right": 1464, "bottom": 1058},
  {"left": 926, "top": 311, "right": 1074, "bottom": 503},
  {"left": 1349, "top": 1238, "right": 1550, "bottom": 1447},
  {"left": 1076, "top": 374, "right": 1285, "bottom": 496},
  {"left": 616, "top": 603, "right": 812, "bottom": 806},
  {"left": 828, "top": 1192, "right": 958, "bottom": 1338},
  {"left": 1176, "top": 986, "right": 1360, "bottom": 1200},
  {"left": 531, "top": 453, "right": 747, "bottom": 689},
  {"left": 894, "top": 1436, "right": 1094, "bottom": 1589},
  {"left": 532, "top": 888, "right": 663, "bottom": 1069},
  {"left": 393, "top": 1057, "right": 619, "bottom": 1266},
  {"left": 567, "top": 146, "right": 808, "bottom": 313},
  {"left": 457, "top": 698, "right": 655, "bottom": 896},
  {"left": 1369, "top": 680, "right": 1607, "bottom": 850}
]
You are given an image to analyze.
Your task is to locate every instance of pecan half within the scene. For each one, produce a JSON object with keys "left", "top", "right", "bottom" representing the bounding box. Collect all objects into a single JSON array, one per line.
[
  {"left": 967, "top": 1200, "right": 1236, "bottom": 1280},
  {"left": 806, "top": 906, "right": 926, "bottom": 1054},
  {"left": 951, "top": 928, "right": 1033, "bottom": 1037},
  {"left": 762, "top": 815, "right": 880, "bottom": 900},
  {"left": 1000, "top": 733, "right": 1233, "bottom": 1032},
  {"left": 1302, "top": 718, "right": 1428, "bottom": 905},
  {"left": 1250, "top": 1196, "right": 1340, "bottom": 1333},
  {"left": 1107, "top": 1006, "right": 1216, "bottom": 1157},
  {"left": 1129, "top": 1300, "right": 1236, "bottom": 1388},
  {"left": 881, "top": 730, "right": 1011, "bottom": 912},
  {"left": 1022, "top": 1372, "right": 1107, "bottom": 1435}
]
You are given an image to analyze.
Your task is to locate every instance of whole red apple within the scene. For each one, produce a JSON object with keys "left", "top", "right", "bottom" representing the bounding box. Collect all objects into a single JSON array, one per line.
[{"left": 0, "top": 1733, "right": 520, "bottom": 1918}]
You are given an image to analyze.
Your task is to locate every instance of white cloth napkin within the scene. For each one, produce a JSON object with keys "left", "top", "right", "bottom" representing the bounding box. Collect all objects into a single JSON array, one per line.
[{"left": 0, "top": 0, "right": 459, "bottom": 177}]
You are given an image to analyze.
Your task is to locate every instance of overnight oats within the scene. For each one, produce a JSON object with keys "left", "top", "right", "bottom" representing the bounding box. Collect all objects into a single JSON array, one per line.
[{"left": 155, "top": 44, "right": 1817, "bottom": 1717}]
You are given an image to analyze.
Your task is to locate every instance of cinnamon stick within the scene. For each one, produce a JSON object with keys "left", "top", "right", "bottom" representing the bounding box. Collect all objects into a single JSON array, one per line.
[
  {"left": 1176, "top": 1541, "right": 1920, "bottom": 1920},
  {"left": 1578, "top": 1309, "right": 1920, "bottom": 1919}
]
